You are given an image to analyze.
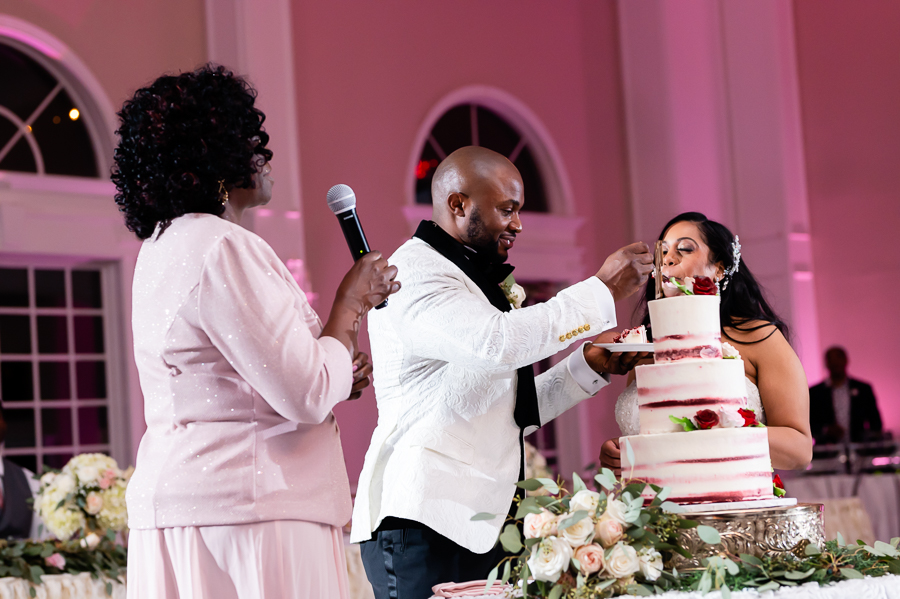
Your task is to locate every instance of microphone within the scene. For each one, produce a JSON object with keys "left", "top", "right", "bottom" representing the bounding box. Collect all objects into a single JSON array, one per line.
[{"left": 326, "top": 184, "right": 387, "bottom": 309}]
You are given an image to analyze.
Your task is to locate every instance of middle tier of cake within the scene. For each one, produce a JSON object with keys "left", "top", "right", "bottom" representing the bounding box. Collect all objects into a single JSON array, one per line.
[
  {"left": 635, "top": 358, "right": 748, "bottom": 434},
  {"left": 620, "top": 427, "right": 774, "bottom": 504}
]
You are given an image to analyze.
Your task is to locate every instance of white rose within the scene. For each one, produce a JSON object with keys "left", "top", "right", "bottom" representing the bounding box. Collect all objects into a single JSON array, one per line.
[
  {"left": 638, "top": 548, "right": 664, "bottom": 581},
  {"left": 527, "top": 536, "right": 573, "bottom": 583},
  {"left": 600, "top": 498, "right": 628, "bottom": 526},
  {"left": 40, "top": 472, "right": 57, "bottom": 487},
  {"left": 523, "top": 509, "right": 558, "bottom": 539},
  {"left": 77, "top": 466, "right": 100, "bottom": 483},
  {"left": 85, "top": 491, "right": 103, "bottom": 515},
  {"left": 722, "top": 342, "right": 741, "bottom": 359},
  {"left": 80, "top": 532, "right": 101, "bottom": 550},
  {"left": 560, "top": 512, "right": 595, "bottom": 548},
  {"left": 605, "top": 542, "right": 640, "bottom": 578},
  {"left": 509, "top": 284, "right": 526, "bottom": 309},
  {"left": 54, "top": 473, "right": 75, "bottom": 495},
  {"left": 718, "top": 408, "right": 744, "bottom": 428},
  {"left": 594, "top": 516, "right": 624, "bottom": 548},
  {"left": 569, "top": 490, "right": 601, "bottom": 515}
]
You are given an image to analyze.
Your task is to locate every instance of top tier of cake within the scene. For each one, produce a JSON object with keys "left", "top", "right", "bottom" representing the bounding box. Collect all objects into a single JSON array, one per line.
[{"left": 648, "top": 295, "right": 722, "bottom": 363}]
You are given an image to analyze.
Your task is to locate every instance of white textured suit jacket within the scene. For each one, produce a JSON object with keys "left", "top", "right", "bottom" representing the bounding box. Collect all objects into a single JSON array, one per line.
[{"left": 351, "top": 237, "right": 617, "bottom": 553}]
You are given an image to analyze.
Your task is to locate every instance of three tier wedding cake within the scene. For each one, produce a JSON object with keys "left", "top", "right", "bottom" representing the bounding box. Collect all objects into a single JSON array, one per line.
[{"left": 619, "top": 293, "right": 776, "bottom": 505}]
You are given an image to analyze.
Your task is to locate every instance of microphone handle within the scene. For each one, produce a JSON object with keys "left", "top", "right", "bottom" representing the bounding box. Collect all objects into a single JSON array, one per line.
[{"left": 337, "top": 209, "right": 388, "bottom": 309}]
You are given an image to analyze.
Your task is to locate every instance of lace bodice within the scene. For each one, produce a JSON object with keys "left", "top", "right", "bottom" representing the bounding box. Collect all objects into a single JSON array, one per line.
[{"left": 615, "top": 377, "right": 766, "bottom": 436}]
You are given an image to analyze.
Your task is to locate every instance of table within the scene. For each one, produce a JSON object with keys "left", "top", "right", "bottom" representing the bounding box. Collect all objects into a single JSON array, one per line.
[
  {"left": 430, "top": 575, "right": 900, "bottom": 598},
  {"left": 784, "top": 473, "right": 900, "bottom": 544},
  {"left": 0, "top": 573, "right": 125, "bottom": 599}
]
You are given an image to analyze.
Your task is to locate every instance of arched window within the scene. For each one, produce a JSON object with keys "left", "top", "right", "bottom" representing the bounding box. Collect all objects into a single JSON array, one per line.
[
  {"left": 0, "top": 41, "right": 98, "bottom": 177},
  {"left": 414, "top": 104, "right": 549, "bottom": 212}
]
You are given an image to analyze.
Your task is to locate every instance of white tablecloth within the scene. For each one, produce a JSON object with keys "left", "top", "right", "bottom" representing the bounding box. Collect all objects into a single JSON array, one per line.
[
  {"left": 786, "top": 474, "right": 900, "bottom": 543},
  {"left": 0, "top": 573, "right": 125, "bottom": 599}
]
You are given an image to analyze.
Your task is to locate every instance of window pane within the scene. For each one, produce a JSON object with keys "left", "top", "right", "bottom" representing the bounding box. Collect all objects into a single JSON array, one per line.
[
  {"left": 43, "top": 453, "right": 73, "bottom": 471},
  {"left": 78, "top": 406, "right": 109, "bottom": 445},
  {"left": 415, "top": 142, "right": 441, "bottom": 205},
  {"left": 74, "top": 316, "right": 104, "bottom": 354},
  {"left": 72, "top": 271, "right": 102, "bottom": 308},
  {"left": 1, "top": 361, "right": 33, "bottom": 400},
  {"left": 34, "top": 270, "right": 66, "bottom": 307},
  {"left": 41, "top": 407, "right": 73, "bottom": 446},
  {"left": 0, "top": 268, "right": 28, "bottom": 307},
  {"left": 514, "top": 145, "right": 548, "bottom": 213},
  {"left": 430, "top": 104, "right": 472, "bottom": 157},
  {"left": 31, "top": 89, "right": 98, "bottom": 178},
  {"left": 0, "top": 43, "right": 57, "bottom": 121},
  {"left": 3, "top": 407, "right": 36, "bottom": 447},
  {"left": 476, "top": 106, "right": 520, "bottom": 157},
  {"left": 0, "top": 315, "right": 31, "bottom": 354},
  {"left": 37, "top": 316, "right": 68, "bottom": 353},
  {"left": 0, "top": 136, "right": 38, "bottom": 173},
  {"left": 76, "top": 361, "right": 106, "bottom": 399},
  {"left": 8, "top": 455, "right": 38, "bottom": 473},
  {"left": 39, "top": 361, "right": 70, "bottom": 400}
]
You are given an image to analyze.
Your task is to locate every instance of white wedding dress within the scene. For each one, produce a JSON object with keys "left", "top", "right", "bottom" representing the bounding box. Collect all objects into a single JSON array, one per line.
[{"left": 615, "top": 378, "right": 766, "bottom": 436}]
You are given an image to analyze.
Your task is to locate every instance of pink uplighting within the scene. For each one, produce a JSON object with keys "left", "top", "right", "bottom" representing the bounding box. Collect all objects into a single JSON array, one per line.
[
  {"left": 256, "top": 208, "right": 273, "bottom": 217},
  {"left": 284, "top": 211, "right": 300, "bottom": 220}
]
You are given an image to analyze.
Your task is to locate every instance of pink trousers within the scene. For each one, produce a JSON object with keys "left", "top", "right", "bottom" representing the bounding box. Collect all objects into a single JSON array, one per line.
[{"left": 127, "top": 520, "right": 350, "bottom": 598}]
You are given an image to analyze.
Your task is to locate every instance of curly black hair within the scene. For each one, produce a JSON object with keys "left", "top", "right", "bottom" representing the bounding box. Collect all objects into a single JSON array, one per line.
[{"left": 111, "top": 64, "right": 273, "bottom": 239}]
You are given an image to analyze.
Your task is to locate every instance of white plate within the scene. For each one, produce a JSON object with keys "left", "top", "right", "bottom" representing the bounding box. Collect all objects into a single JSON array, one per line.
[{"left": 592, "top": 343, "right": 654, "bottom": 353}]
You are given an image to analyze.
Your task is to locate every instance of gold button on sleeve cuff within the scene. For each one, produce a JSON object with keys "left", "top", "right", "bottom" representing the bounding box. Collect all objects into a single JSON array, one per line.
[
  {"left": 577, "top": 327, "right": 584, "bottom": 334},
  {"left": 559, "top": 335, "right": 566, "bottom": 342},
  {"left": 565, "top": 332, "right": 572, "bottom": 339},
  {"left": 584, "top": 324, "right": 591, "bottom": 331}
]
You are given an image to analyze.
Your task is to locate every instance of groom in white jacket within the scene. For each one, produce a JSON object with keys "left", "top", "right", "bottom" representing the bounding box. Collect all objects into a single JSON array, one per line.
[{"left": 352, "top": 146, "right": 651, "bottom": 598}]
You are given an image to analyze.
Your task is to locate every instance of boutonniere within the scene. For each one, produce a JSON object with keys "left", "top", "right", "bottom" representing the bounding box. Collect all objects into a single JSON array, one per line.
[{"left": 500, "top": 274, "right": 526, "bottom": 309}]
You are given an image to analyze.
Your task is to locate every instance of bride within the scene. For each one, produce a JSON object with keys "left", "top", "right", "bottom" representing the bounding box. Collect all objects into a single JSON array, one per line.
[{"left": 599, "top": 212, "right": 812, "bottom": 473}]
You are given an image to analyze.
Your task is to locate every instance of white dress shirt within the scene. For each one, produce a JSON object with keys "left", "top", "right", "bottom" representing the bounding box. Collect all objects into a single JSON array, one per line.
[{"left": 351, "top": 237, "right": 617, "bottom": 553}]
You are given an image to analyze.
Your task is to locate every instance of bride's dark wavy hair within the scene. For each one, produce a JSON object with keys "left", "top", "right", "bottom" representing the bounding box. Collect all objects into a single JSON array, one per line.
[
  {"left": 111, "top": 64, "right": 273, "bottom": 239},
  {"left": 635, "top": 212, "right": 790, "bottom": 345}
]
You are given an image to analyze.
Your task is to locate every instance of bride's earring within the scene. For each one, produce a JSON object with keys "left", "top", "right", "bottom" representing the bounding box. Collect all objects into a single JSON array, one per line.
[{"left": 218, "top": 180, "right": 229, "bottom": 205}]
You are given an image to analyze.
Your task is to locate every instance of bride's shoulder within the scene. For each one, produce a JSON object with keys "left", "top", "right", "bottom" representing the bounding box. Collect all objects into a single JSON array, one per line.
[{"left": 723, "top": 319, "right": 783, "bottom": 346}]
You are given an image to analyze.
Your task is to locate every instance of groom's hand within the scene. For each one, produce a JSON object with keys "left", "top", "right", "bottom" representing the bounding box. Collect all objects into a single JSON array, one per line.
[
  {"left": 595, "top": 242, "right": 653, "bottom": 302},
  {"left": 582, "top": 334, "right": 650, "bottom": 376}
]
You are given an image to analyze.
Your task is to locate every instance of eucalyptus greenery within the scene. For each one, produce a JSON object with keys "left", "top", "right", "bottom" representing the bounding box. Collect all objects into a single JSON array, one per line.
[
  {"left": 0, "top": 529, "right": 126, "bottom": 597},
  {"left": 473, "top": 470, "right": 900, "bottom": 598}
]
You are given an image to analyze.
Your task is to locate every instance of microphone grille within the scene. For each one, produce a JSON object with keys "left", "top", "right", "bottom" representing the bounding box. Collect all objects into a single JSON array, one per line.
[{"left": 326, "top": 184, "right": 356, "bottom": 214}]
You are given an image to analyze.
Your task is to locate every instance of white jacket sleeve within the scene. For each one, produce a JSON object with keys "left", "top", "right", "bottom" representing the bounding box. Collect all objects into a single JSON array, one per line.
[
  {"left": 197, "top": 232, "right": 353, "bottom": 424},
  {"left": 390, "top": 253, "right": 617, "bottom": 372}
]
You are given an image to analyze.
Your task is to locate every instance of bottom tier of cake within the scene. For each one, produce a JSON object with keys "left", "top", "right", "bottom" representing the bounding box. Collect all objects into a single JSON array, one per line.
[{"left": 619, "top": 427, "right": 774, "bottom": 504}]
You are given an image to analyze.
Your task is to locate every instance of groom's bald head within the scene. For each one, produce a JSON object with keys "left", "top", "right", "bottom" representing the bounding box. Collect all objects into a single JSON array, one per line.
[{"left": 430, "top": 146, "right": 524, "bottom": 262}]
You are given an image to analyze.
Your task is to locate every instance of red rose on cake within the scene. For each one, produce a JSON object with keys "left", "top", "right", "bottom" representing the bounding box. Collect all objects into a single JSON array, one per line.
[
  {"left": 738, "top": 408, "right": 759, "bottom": 427},
  {"left": 693, "top": 409, "right": 719, "bottom": 430},
  {"left": 691, "top": 276, "right": 717, "bottom": 295}
]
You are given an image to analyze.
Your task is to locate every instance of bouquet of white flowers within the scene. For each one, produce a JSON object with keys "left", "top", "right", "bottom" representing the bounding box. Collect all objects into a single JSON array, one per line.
[{"left": 35, "top": 453, "right": 132, "bottom": 541}]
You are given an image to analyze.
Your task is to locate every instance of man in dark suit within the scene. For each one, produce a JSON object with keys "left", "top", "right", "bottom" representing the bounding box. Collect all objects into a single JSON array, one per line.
[
  {"left": 810, "top": 346, "right": 883, "bottom": 444},
  {"left": 0, "top": 404, "right": 41, "bottom": 539}
]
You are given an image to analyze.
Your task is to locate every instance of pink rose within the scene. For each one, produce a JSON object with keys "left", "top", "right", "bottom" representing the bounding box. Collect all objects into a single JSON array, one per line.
[
  {"left": 574, "top": 543, "right": 605, "bottom": 575},
  {"left": 594, "top": 517, "right": 624, "bottom": 548},
  {"left": 45, "top": 553, "right": 66, "bottom": 570},
  {"left": 85, "top": 491, "right": 103, "bottom": 515},
  {"left": 575, "top": 543, "right": 603, "bottom": 576},
  {"left": 523, "top": 509, "right": 558, "bottom": 539},
  {"left": 99, "top": 469, "right": 117, "bottom": 490}
]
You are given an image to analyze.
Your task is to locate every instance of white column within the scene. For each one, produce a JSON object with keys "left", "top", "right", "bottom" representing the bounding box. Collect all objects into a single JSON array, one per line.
[
  {"left": 205, "top": 0, "right": 308, "bottom": 268},
  {"left": 617, "top": 0, "right": 821, "bottom": 379}
]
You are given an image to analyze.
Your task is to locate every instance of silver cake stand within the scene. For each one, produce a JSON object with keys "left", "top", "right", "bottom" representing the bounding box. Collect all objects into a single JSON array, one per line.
[{"left": 667, "top": 501, "right": 826, "bottom": 570}]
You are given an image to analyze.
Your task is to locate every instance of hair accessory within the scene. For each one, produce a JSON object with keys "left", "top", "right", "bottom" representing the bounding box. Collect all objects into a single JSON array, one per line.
[
  {"left": 721, "top": 235, "right": 741, "bottom": 290},
  {"left": 217, "top": 180, "right": 229, "bottom": 205}
]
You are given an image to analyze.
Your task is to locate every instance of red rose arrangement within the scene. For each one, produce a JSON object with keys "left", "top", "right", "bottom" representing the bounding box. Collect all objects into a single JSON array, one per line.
[
  {"left": 738, "top": 408, "right": 759, "bottom": 427},
  {"left": 693, "top": 409, "right": 720, "bottom": 430},
  {"left": 691, "top": 276, "right": 717, "bottom": 295}
]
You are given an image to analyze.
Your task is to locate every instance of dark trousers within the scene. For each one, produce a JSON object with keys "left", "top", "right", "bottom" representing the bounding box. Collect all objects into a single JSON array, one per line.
[{"left": 360, "top": 518, "right": 507, "bottom": 599}]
